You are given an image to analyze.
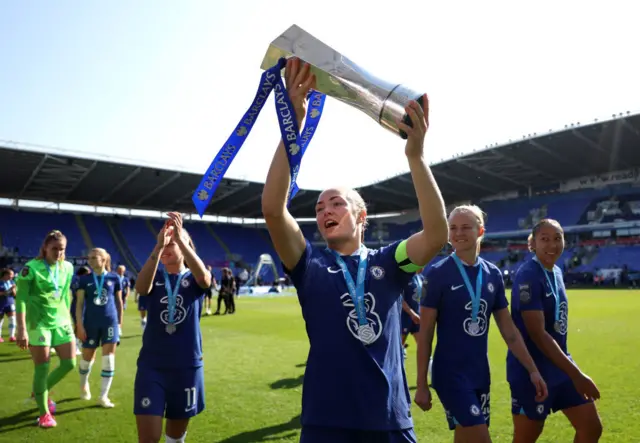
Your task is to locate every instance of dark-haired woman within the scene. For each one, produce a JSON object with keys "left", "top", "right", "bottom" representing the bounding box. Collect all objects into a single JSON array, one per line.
[{"left": 508, "top": 219, "right": 603, "bottom": 442}]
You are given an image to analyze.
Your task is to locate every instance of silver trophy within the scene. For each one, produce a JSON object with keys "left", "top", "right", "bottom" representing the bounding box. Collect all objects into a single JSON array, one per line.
[{"left": 260, "top": 24, "right": 425, "bottom": 139}]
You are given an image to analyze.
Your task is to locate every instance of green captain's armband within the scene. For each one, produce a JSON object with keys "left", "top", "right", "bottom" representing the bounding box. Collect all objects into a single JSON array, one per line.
[{"left": 395, "top": 239, "right": 423, "bottom": 273}]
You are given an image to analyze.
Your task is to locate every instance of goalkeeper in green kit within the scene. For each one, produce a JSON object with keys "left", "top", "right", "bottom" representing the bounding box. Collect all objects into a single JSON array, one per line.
[{"left": 15, "top": 230, "right": 77, "bottom": 428}]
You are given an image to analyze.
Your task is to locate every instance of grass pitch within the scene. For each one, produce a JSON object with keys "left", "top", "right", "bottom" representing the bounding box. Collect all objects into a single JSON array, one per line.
[{"left": 0, "top": 289, "right": 638, "bottom": 442}]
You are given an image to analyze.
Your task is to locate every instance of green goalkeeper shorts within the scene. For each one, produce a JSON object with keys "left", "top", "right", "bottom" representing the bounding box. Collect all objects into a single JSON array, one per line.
[{"left": 29, "top": 324, "right": 75, "bottom": 347}]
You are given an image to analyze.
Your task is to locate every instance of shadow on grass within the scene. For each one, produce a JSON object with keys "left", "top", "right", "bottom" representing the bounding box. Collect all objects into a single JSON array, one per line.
[
  {"left": 0, "top": 355, "right": 33, "bottom": 364},
  {"left": 216, "top": 414, "right": 301, "bottom": 443},
  {"left": 269, "top": 374, "right": 304, "bottom": 390},
  {"left": 0, "top": 398, "right": 101, "bottom": 433}
]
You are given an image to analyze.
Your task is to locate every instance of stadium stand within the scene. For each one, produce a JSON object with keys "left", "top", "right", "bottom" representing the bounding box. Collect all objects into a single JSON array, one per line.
[{"left": 1, "top": 111, "right": 640, "bottom": 289}]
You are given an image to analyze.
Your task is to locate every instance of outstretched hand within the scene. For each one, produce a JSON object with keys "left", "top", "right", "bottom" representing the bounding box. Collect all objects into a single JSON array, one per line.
[
  {"left": 397, "top": 94, "right": 430, "bottom": 159},
  {"left": 284, "top": 57, "right": 316, "bottom": 127}
]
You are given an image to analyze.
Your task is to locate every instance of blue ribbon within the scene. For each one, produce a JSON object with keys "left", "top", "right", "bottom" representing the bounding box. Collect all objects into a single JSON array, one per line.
[
  {"left": 163, "top": 268, "right": 191, "bottom": 325},
  {"left": 192, "top": 57, "right": 326, "bottom": 217},
  {"left": 535, "top": 259, "right": 560, "bottom": 323},
  {"left": 451, "top": 253, "right": 483, "bottom": 322},
  {"left": 92, "top": 272, "right": 106, "bottom": 303},
  {"left": 329, "top": 247, "right": 369, "bottom": 326},
  {"left": 44, "top": 260, "right": 60, "bottom": 297}
]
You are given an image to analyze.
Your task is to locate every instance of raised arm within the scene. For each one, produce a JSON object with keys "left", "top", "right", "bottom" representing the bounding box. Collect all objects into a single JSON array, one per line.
[
  {"left": 396, "top": 97, "right": 448, "bottom": 267},
  {"left": 261, "top": 58, "right": 314, "bottom": 271},
  {"left": 167, "top": 212, "right": 212, "bottom": 289},
  {"left": 136, "top": 226, "right": 170, "bottom": 296}
]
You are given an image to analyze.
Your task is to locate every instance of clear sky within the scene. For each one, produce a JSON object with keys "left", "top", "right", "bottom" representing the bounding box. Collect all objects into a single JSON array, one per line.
[{"left": 1, "top": 0, "right": 639, "bottom": 191}]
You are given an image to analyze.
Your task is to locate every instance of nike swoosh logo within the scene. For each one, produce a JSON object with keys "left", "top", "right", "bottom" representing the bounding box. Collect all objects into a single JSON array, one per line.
[
  {"left": 184, "top": 405, "right": 196, "bottom": 412},
  {"left": 155, "top": 282, "right": 164, "bottom": 286},
  {"left": 546, "top": 292, "right": 553, "bottom": 297},
  {"left": 327, "top": 267, "right": 342, "bottom": 274},
  {"left": 451, "top": 285, "right": 463, "bottom": 291}
]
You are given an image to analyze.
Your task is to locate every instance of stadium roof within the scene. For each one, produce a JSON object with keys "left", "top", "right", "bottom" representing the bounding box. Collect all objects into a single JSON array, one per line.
[{"left": 1, "top": 111, "right": 639, "bottom": 218}]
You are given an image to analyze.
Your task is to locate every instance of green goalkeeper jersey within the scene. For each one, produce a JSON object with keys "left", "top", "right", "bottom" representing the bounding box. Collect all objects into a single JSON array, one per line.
[{"left": 16, "top": 259, "right": 74, "bottom": 330}]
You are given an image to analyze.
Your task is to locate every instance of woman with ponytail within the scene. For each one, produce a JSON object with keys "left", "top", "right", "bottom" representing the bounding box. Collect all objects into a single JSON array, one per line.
[
  {"left": 415, "top": 205, "right": 547, "bottom": 443},
  {"left": 75, "top": 247, "right": 123, "bottom": 408},
  {"left": 15, "top": 230, "right": 77, "bottom": 428}
]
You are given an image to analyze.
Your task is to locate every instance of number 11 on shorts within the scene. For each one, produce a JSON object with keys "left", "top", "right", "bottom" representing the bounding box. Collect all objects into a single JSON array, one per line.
[{"left": 185, "top": 387, "right": 197, "bottom": 412}]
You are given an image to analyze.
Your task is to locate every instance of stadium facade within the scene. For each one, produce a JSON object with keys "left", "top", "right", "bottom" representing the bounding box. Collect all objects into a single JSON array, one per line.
[{"left": 1, "top": 111, "right": 639, "bottom": 287}]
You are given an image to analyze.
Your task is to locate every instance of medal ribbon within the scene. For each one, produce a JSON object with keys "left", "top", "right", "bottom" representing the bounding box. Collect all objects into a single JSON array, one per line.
[
  {"left": 163, "top": 268, "right": 191, "bottom": 326},
  {"left": 329, "top": 247, "right": 369, "bottom": 326},
  {"left": 451, "top": 253, "right": 483, "bottom": 322},
  {"left": 92, "top": 272, "right": 106, "bottom": 303},
  {"left": 44, "top": 260, "right": 61, "bottom": 297},
  {"left": 192, "top": 57, "right": 326, "bottom": 217},
  {"left": 534, "top": 258, "right": 560, "bottom": 324}
]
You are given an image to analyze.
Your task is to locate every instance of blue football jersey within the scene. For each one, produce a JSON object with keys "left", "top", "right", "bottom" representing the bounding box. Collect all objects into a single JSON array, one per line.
[
  {"left": 78, "top": 272, "right": 122, "bottom": 326},
  {"left": 285, "top": 239, "right": 414, "bottom": 431},
  {"left": 421, "top": 255, "right": 508, "bottom": 390},
  {"left": 137, "top": 269, "right": 206, "bottom": 370},
  {"left": 70, "top": 275, "right": 80, "bottom": 299},
  {"left": 507, "top": 257, "right": 571, "bottom": 387},
  {"left": 117, "top": 275, "right": 130, "bottom": 296},
  {"left": 403, "top": 274, "right": 423, "bottom": 313},
  {"left": 0, "top": 279, "right": 15, "bottom": 301}
]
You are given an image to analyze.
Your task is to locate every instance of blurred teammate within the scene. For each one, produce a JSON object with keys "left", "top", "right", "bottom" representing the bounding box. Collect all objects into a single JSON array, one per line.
[
  {"left": 0, "top": 268, "right": 17, "bottom": 342},
  {"left": 415, "top": 206, "right": 547, "bottom": 443},
  {"left": 75, "top": 248, "right": 123, "bottom": 408},
  {"left": 261, "top": 58, "right": 448, "bottom": 442},
  {"left": 138, "top": 281, "right": 148, "bottom": 332},
  {"left": 71, "top": 265, "right": 91, "bottom": 355},
  {"left": 204, "top": 265, "right": 217, "bottom": 315},
  {"left": 115, "top": 265, "right": 130, "bottom": 312},
  {"left": 218, "top": 268, "right": 235, "bottom": 315},
  {"left": 400, "top": 269, "right": 423, "bottom": 359},
  {"left": 15, "top": 230, "right": 77, "bottom": 428},
  {"left": 508, "top": 219, "right": 602, "bottom": 442},
  {"left": 134, "top": 212, "right": 211, "bottom": 443}
]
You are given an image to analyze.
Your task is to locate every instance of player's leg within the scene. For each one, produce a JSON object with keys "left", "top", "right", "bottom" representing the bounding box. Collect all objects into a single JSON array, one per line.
[
  {"left": 79, "top": 343, "right": 98, "bottom": 400},
  {"left": 164, "top": 367, "right": 205, "bottom": 442},
  {"left": 97, "top": 324, "right": 119, "bottom": 407},
  {"left": 6, "top": 308, "right": 17, "bottom": 342},
  {"left": 28, "top": 329, "right": 56, "bottom": 427},
  {"left": 562, "top": 403, "right": 602, "bottom": 443},
  {"left": 70, "top": 298, "right": 82, "bottom": 354},
  {"left": 0, "top": 312, "right": 4, "bottom": 342},
  {"left": 48, "top": 325, "right": 77, "bottom": 392},
  {"left": 228, "top": 292, "right": 236, "bottom": 314},
  {"left": 204, "top": 291, "right": 211, "bottom": 315},
  {"left": 134, "top": 368, "right": 166, "bottom": 443},
  {"left": 214, "top": 292, "right": 223, "bottom": 314},
  {"left": 555, "top": 380, "right": 602, "bottom": 442}
]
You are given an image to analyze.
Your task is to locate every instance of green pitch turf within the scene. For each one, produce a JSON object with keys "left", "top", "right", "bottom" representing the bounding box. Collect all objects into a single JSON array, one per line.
[{"left": 0, "top": 289, "right": 638, "bottom": 442}]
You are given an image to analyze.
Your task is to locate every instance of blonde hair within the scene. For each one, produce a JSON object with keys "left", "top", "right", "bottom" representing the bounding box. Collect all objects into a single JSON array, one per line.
[
  {"left": 346, "top": 189, "right": 368, "bottom": 241},
  {"left": 90, "top": 248, "right": 112, "bottom": 272},
  {"left": 37, "top": 230, "right": 67, "bottom": 262},
  {"left": 449, "top": 205, "right": 486, "bottom": 252},
  {"left": 527, "top": 219, "right": 564, "bottom": 252}
]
